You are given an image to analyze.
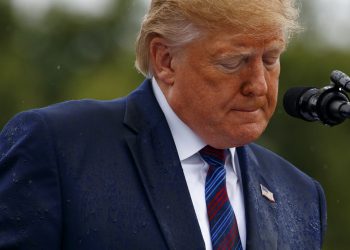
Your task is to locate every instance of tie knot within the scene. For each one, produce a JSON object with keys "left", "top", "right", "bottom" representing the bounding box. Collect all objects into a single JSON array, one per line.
[{"left": 199, "top": 145, "right": 227, "bottom": 167}]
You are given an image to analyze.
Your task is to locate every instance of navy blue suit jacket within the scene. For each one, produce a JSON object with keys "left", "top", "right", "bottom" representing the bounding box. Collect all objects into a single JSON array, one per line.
[{"left": 0, "top": 79, "right": 326, "bottom": 249}]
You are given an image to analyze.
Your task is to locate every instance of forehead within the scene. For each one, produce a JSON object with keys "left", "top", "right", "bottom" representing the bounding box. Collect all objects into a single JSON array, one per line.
[{"left": 197, "top": 30, "right": 286, "bottom": 56}]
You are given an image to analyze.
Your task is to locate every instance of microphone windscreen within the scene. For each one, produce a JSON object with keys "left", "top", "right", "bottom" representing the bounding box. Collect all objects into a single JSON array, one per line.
[{"left": 283, "top": 87, "right": 312, "bottom": 118}]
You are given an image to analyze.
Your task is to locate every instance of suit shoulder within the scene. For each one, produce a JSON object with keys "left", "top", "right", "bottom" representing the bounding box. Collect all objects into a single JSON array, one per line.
[
  {"left": 247, "top": 143, "right": 291, "bottom": 164},
  {"left": 1, "top": 97, "right": 129, "bottom": 142},
  {"left": 37, "top": 98, "right": 126, "bottom": 119},
  {"left": 245, "top": 143, "right": 317, "bottom": 184}
]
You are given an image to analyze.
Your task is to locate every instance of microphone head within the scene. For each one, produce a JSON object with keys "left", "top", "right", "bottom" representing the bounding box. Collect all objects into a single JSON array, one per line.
[{"left": 283, "top": 87, "right": 315, "bottom": 119}]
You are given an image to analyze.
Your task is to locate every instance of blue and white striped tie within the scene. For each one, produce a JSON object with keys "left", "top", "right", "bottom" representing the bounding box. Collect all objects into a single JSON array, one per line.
[{"left": 200, "top": 145, "right": 242, "bottom": 250}]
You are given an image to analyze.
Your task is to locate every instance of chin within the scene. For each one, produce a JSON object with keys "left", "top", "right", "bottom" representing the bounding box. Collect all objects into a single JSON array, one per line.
[
  {"left": 208, "top": 132, "right": 260, "bottom": 149},
  {"left": 198, "top": 122, "right": 268, "bottom": 149},
  {"left": 226, "top": 123, "right": 267, "bottom": 147}
]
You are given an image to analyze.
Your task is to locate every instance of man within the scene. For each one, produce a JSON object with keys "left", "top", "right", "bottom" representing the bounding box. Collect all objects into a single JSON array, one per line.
[{"left": 0, "top": 0, "right": 326, "bottom": 249}]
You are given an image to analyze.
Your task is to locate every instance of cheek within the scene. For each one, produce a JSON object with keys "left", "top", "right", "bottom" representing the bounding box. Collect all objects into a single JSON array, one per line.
[
  {"left": 168, "top": 79, "right": 207, "bottom": 123},
  {"left": 269, "top": 88, "right": 278, "bottom": 105},
  {"left": 176, "top": 74, "right": 224, "bottom": 111},
  {"left": 267, "top": 79, "right": 279, "bottom": 112}
]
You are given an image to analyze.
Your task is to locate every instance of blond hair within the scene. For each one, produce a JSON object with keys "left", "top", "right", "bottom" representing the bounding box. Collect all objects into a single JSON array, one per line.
[{"left": 135, "top": 0, "right": 301, "bottom": 77}]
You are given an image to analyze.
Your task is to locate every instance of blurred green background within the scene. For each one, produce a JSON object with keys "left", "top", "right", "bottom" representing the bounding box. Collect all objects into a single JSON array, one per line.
[{"left": 1, "top": 0, "right": 349, "bottom": 248}]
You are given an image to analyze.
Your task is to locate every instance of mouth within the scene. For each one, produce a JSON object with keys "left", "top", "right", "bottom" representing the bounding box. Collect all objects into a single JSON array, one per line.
[
  {"left": 231, "top": 99, "right": 266, "bottom": 113},
  {"left": 229, "top": 108, "right": 265, "bottom": 122},
  {"left": 231, "top": 107, "right": 262, "bottom": 113}
]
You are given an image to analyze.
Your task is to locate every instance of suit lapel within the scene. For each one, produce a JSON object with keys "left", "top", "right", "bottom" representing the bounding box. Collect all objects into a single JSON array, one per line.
[
  {"left": 124, "top": 80, "right": 205, "bottom": 250},
  {"left": 237, "top": 146, "right": 278, "bottom": 250}
]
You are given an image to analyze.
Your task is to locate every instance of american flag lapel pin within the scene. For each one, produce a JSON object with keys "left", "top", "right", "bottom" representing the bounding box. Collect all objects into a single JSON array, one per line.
[{"left": 260, "top": 184, "right": 275, "bottom": 203}]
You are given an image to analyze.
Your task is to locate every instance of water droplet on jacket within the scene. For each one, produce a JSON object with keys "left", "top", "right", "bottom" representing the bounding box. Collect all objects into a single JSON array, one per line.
[{"left": 309, "top": 221, "right": 319, "bottom": 231}]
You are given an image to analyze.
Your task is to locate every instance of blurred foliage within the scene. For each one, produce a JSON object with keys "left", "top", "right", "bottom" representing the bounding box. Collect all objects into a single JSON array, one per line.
[
  {"left": 0, "top": 0, "right": 144, "bottom": 127},
  {"left": 1, "top": 0, "right": 350, "bottom": 249}
]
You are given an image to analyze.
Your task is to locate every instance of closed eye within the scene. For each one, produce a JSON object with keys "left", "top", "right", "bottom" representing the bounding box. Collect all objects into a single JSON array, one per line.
[
  {"left": 263, "top": 48, "right": 283, "bottom": 68},
  {"left": 263, "top": 56, "right": 280, "bottom": 68},
  {"left": 215, "top": 56, "right": 246, "bottom": 72},
  {"left": 220, "top": 61, "right": 241, "bottom": 70}
]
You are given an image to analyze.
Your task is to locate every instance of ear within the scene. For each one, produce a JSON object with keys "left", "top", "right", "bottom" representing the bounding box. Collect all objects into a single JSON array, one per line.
[{"left": 149, "top": 37, "right": 176, "bottom": 86}]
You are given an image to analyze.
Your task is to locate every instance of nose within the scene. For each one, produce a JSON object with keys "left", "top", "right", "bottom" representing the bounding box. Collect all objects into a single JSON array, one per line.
[{"left": 241, "top": 59, "right": 268, "bottom": 97}]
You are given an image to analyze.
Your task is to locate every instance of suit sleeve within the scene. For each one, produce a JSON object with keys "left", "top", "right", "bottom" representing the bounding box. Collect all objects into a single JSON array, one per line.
[
  {"left": 0, "top": 111, "right": 62, "bottom": 249},
  {"left": 313, "top": 179, "right": 327, "bottom": 247}
]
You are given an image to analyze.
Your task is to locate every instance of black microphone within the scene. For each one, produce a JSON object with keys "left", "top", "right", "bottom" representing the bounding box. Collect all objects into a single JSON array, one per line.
[
  {"left": 283, "top": 85, "right": 350, "bottom": 126},
  {"left": 330, "top": 70, "right": 350, "bottom": 91}
]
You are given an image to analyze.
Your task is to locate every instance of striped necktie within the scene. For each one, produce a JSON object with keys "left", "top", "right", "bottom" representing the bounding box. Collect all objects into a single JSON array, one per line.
[{"left": 200, "top": 145, "right": 242, "bottom": 250}]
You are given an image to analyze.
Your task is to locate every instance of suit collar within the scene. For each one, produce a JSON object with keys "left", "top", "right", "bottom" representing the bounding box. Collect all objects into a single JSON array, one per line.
[
  {"left": 237, "top": 145, "right": 278, "bottom": 250},
  {"left": 123, "top": 79, "right": 163, "bottom": 133},
  {"left": 151, "top": 78, "right": 206, "bottom": 161},
  {"left": 124, "top": 79, "right": 206, "bottom": 250}
]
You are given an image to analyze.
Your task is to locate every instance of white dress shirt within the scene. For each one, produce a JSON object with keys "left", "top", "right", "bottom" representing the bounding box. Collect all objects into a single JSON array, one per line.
[{"left": 152, "top": 78, "right": 246, "bottom": 250}]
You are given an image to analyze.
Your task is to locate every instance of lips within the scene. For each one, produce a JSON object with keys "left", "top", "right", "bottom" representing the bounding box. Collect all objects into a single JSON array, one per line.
[
  {"left": 230, "top": 98, "right": 267, "bottom": 113},
  {"left": 229, "top": 107, "right": 266, "bottom": 121},
  {"left": 233, "top": 107, "right": 261, "bottom": 112},
  {"left": 231, "top": 106, "right": 264, "bottom": 112}
]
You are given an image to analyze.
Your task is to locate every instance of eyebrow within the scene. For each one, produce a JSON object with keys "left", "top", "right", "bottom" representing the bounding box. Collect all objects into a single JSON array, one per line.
[
  {"left": 214, "top": 42, "right": 286, "bottom": 61},
  {"left": 264, "top": 42, "right": 286, "bottom": 53}
]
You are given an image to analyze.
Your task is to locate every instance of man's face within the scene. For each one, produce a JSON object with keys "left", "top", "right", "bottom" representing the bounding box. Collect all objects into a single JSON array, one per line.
[{"left": 163, "top": 29, "right": 285, "bottom": 148}]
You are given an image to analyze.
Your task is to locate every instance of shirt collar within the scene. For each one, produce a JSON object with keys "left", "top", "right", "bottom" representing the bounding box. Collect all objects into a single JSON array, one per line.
[
  {"left": 152, "top": 78, "right": 237, "bottom": 174},
  {"left": 152, "top": 78, "right": 206, "bottom": 161}
]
